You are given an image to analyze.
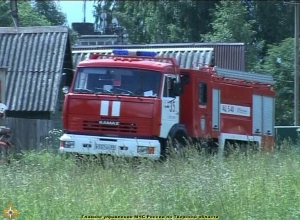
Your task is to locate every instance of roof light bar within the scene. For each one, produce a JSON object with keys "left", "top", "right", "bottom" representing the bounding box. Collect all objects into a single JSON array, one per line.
[{"left": 112, "top": 49, "right": 157, "bottom": 57}]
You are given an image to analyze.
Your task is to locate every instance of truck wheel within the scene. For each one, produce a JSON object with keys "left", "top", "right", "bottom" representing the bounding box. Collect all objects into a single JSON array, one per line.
[{"left": 166, "top": 131, "right": 188, "bottom": 158}]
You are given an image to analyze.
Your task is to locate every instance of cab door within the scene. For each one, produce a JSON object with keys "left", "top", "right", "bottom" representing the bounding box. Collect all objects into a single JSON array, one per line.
[
  {"left": 160, "top": 74, "right": 180, "bottom": 138},
  {"left": 195, "top": 78, "right": 210, "bottom": 137}
]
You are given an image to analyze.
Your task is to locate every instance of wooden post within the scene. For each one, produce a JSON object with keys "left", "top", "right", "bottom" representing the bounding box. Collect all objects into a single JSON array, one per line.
[{"left": 295, "top": 3, "right": 300, "bottom": 125}]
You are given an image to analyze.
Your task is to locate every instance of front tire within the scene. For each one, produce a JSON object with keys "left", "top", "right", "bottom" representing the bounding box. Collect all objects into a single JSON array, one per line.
[{"left": 164, "top": 131, "right": 188, "bottom": 159}]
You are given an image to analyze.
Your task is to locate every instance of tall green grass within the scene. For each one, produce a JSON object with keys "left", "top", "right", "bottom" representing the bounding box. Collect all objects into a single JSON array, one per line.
[{"left": 1, "top": 145, "right": 300, "bottom": 220}]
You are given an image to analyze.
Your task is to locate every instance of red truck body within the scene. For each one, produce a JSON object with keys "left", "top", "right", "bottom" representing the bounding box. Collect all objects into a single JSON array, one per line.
[{"left": 59, "top": 48, "right": 275, "bottom": 159}]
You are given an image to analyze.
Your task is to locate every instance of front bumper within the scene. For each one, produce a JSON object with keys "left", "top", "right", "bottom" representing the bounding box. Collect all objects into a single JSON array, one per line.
[{"left": 59, "top": 133, "right": 161, "bottom": 160}]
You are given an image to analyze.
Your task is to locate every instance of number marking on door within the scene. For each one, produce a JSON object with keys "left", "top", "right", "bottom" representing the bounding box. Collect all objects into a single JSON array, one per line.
[{"left": 169, "top": 100, "right": 175, "bottom": 112}]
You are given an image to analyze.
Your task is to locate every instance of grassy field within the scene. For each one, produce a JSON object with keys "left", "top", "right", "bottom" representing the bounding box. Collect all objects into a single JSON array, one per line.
[{"left": 1, "top": 145, "right": 300, "bottom": 220}]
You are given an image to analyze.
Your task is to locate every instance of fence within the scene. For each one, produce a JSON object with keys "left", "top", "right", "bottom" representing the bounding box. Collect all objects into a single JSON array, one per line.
[
  {"left": 5, "top": 117, "right": 58, "bottom": 153},
  {"left": 274, "top": 126, "right": 300, "bottom": 145}
]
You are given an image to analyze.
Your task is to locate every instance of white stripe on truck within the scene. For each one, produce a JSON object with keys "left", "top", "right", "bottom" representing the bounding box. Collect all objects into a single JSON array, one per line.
[
  {"left": 100, "top": 100, "right": 120, "bottom": 116},
  {"left": 111, "top": 101, "right": 121, "bottom": 116},
  {"left": 100, "top": 100, "right": 109, "bottom": 116}
]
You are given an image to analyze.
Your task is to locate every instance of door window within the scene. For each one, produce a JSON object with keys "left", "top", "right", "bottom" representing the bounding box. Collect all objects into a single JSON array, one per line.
[
  {"left": 163, "top": 76, "right": 177, "bottom": 98},
  {"left": 198, "top": 82, "right": 207, "bottom": 105}
]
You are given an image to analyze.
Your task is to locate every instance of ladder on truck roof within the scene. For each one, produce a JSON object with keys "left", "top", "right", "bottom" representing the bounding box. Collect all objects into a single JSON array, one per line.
[{"left": 214, "top": 67, "right": 275, "bottom": 85}]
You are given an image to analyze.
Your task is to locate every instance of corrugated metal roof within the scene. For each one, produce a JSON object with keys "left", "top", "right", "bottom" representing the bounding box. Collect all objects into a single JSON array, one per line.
[
  {"left": 72, "top": 47, "right": 215, "bottom": 70},
  {"left": 72, "top": 42, "right": 245, "bottom": 71},
  {"left": 0, "top": 26, "right": 69, "bottom": 112},
  {"left": 0, "top": 67, "right": 7, "bottom": 104},
  {"left": 191, "top": 44, "right": 245, "bottom": 71},
  {"left": 72, "top": 42, "right": 245, "bottom": 50}
]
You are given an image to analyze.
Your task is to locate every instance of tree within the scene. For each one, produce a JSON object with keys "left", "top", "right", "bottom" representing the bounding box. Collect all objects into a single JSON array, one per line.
[
  {"left": 250, "top": 1, "right": 294, "bottom": 58},
  {"left": 17, "top": 2, "right": 51, "bottom": 27},
  {"left": 0, "top": 1, "right": 12, "bottom": 27},
  {"left": 94, "top": 0, "right": 219, "bottom": 44},
  {"left": 141, "top": 0, "right": 218, "bottom": 43},
  {"left": 94, "top": 0, "right": 114, "bottom": 33},
  {"left": 202, "top": 0, "right": 264, "bottom": 71},
  {"left": 255, "top": 38, "right": 294, "bottom": 125},
  {"left": 0, "top": 1, "right": 78, "bottom": 44},
  {"left": 32, "top": 0, "right": 67, "bottom": 26},
  {"left": 31, "top": 1, "right": 78, "bottom": 44},
  {"left": 0, "top": 1, "right": 66, "bottom": 27},
  {"left": 95, "top": 0, "right": 150, "bottom": 43},
  {"left": 70, "top": 29, "right": 80, "bottom": 45}
]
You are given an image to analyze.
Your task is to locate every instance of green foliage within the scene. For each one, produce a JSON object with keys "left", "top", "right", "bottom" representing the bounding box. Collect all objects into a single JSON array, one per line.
[
  {"left": 255, "top": 38, "right": 294, "bottom": 125},
  {"left": 1, "top": 148, "right": 300, "bottom": 219},
  {"left": 103, "top": 0, "right": 218, "bottom": 44},
  {"left": 252, "top": 1, "right": 294, "bottom": 56},
  {"left": 69, "top": 28, "right": 80, "bottom": 45},
  {"left": 32, "top": 0, "right": 67, "bottom": 26},
  {"left": 93, "top": 0, "right": 115, "bottom": 32},
  {"left": 0, "top": 1, "right": 12, "bottom": 27},
  {"left": 44, "top": 129, "right": 64, "bottom": 149},
  {"left": 109, "top": 1, "right": 151, "bottom": 44},
  {"left": 17, "top": 2, "right": 51, "bottom": 27},
  {"left": 0, "top": 0, "right": 66, "bottom": 27},
  {"left": 202, "top": 0, "right": 264, "bottom": 71}
]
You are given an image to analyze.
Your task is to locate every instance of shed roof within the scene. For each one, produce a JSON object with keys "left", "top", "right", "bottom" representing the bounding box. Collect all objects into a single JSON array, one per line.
[{"left": 0, "top": 26, "right": 70, "bottom": 112}]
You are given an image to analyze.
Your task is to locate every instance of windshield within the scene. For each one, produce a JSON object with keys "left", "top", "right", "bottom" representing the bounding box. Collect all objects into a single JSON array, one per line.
[{"left": 73, "top": 67, "right": 162, "bottom": 97}]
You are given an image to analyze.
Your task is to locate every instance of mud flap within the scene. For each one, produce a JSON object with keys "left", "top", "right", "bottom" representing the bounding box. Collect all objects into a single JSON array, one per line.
[{"left": 218, "top": 134, "right": 225, "bottom": 158}]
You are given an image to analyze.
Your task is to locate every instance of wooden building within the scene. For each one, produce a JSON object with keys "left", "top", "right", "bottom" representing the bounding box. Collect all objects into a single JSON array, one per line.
[{"left": 0, "top": 26, "right": 73, "bottom": 152}]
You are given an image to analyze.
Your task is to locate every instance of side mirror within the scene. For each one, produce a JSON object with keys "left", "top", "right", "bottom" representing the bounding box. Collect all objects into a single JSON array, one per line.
[
  {"left": 173, "top": 82, "right": 183, "bottom": 96},
  {"left": 167, "top": 77, "right": 174, "bottom": 90},
  {"left": 180, "top": 73, "right": 190, "bottom": 85},
  {"left": 0, "top": 103, "right": 8, "bottom": 114},
  {"left": 62, "top": 86, "right": 69, "bottom": 94}
]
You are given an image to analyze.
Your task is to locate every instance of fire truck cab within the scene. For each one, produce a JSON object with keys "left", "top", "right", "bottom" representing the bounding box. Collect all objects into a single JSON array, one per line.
[{"left": 59, "top": 49, "right": 275, "bottom": 159}]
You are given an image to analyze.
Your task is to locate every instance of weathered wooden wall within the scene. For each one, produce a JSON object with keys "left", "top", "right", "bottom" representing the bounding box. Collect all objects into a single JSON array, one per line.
[{"left": 5, "top": 117, "right": 56, "bottom": 153}]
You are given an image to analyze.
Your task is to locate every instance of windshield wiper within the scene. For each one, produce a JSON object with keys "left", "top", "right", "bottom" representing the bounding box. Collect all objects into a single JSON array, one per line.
[
  {"left": 113, "top": 88, "right": 144, "bottom": 100},
  {"left": 113, "top": 88, "right": 134, "bottom": 95},
  {"left": 74, "top": 88, "right": 94, "bottom": 93},
  {"left": 94, "top": 87, "right": 120, "bottom": 98},
  {"left": 95, "top": 87, "right": 114, "bottom": 94}
]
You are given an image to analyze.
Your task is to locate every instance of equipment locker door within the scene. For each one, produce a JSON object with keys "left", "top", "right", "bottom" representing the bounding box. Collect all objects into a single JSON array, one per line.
[
  {"left": 212, "top": 88, "right": 220, "bottom": 131},
  {"left": 195, "top": 79, "right": 210, "bottom": 136}
]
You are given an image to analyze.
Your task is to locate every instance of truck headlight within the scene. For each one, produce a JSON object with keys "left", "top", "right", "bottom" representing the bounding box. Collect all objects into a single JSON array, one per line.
[
  {"left": 137, "top": 146, "right": 155, "bottom": 154},
  {"left": 60, "top": 141, "right": 75, "bottom": 148}
]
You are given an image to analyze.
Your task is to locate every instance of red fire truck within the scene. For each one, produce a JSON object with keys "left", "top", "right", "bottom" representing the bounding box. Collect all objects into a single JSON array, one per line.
[{"left": 59, "top": 49, "right": 275, "bottom": 159}]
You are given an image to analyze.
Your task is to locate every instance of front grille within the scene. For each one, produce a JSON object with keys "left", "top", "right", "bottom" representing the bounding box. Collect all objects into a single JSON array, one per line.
[{"left": 82, "top": 120, "right": 137, "bottom": 133}]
